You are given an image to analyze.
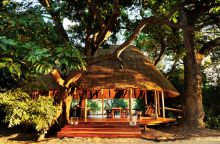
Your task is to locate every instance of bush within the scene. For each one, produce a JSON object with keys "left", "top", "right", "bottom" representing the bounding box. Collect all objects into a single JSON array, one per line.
[
  {"left": 112, "top": 99, "right": 128, "bottom": 109},
  {"left": 0, "top": 89, "right": 57, "bottom": 134},
  {"left": 134, "top": 99, "right": 145, "bottom": 112},
  {"left": 205, "top": 116, "right": 220, "bottom": 129},
  {"left": 88, "top": 100, "right": 101, "bottom": 115},
  {"left": 203, "top": 77, "right": 220, "bottom": 129}
]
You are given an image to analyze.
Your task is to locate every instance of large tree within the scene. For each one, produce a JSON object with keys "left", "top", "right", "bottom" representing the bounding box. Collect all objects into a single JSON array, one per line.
[
  {"left": 179, "top": 0, "right": 220, "bottom": 128},
  {"left": 121, "top": 0, "right": 220, "bottom": 128}
]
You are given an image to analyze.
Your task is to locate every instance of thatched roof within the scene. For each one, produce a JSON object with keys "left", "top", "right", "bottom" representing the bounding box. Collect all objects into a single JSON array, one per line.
[
  {"left": 24, "top": 74, "right": 59, "bottom": 92},
  {"left": 77, "top": 45, "right": 179, "bottom": 97}
]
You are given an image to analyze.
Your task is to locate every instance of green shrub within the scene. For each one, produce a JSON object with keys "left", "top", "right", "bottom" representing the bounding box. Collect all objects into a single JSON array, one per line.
[
  {"left": 134, "top": 99, "right": 145, "bottom": 112},
  {"left": 88, "top": 100, "right": 101, "bottom": 115},
  {"left": 205, "top": 116, "right": 220, "bottom": 129},
  {"left": 112, "top": 99, "right": 128, "bottom": 109},
  {"left": 0, "top": 89, "right": 56, "bottom": 134}
]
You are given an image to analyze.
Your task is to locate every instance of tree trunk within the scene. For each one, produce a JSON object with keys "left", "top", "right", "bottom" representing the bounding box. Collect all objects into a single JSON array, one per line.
[
  {"left": 183, "top": 29, "right": 205, "bottom": 128},
  {"left": 63, "top": 94, "right": 73, "bottom": 124}
]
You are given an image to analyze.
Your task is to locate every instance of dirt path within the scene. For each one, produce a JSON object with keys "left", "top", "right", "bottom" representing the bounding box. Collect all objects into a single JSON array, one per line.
[
  {"left": 32, "top": 137, "right": 220, "bottom": 144},
  {"left": 0, "top": 124, "right": 220, "bottom": 144}
]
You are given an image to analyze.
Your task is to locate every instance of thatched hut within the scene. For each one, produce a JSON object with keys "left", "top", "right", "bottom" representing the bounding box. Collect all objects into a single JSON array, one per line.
[{"left": 71, "top": 45, "right": 179, "bottom": 118}]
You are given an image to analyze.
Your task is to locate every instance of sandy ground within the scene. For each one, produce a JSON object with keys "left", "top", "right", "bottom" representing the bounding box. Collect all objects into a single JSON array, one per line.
[
  {"left": 0, "top": 124, "right": 220, "bottom": 144},
  {"left": 1, "top": 135, "right": 220, "bottom": 144},
  {"left": 31, "top": 137, "right": 220, "bottom": 144}
]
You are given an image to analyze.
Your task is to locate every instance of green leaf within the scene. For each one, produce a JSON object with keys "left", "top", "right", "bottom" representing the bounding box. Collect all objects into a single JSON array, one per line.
[
  {"left": 3, "top": 39, "right": 17, "bottom": 46},
  {"left": 11, "top": 20, "right": 17, "bottom": 27},
  {"left": 172, "top": 17, "right": 178, "bottom": 23},
  {"left": 11, "top": 64, "right": 22, "bottom": 78},
  {"left": 0, "top": 62, "right": 7, "bottom": 69},
  {"left": 1, "top": 57, "right": 13, "bottom": 62},
  {"left": 0, "top": 43, "right": 6, "bottom": 50}
]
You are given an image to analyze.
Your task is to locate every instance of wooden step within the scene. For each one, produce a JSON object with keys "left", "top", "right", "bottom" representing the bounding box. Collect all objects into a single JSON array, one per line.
[
  {"left": 63, "top": 123, "right": 139, "bottom": 128},
  {"left": 58, "top": 128, "right": 141, "bottom": 134},
  {"left": 74, "top": 121, "right": 132, "bottom": 125},
  {"left": 57, "top": 121, "right": 141, "bottom": 138},
  {"left": 58, "top": 132, "right": 141, "bottom": 138},
  {"left": 61, "top": 127, "right": 139, "bottom": 131},
  {"left": 58, "top": 128, "right": 141, "bottom": 138}
]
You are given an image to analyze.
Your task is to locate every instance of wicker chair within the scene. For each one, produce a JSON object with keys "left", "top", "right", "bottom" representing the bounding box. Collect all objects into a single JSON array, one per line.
[
  {"left": 144, "top": 105, "right": 155, "bottom": 116},
  {"left": 106, "top": 109, "right": 113, "bottom": 118},
  {"left": 121, "top": 108, "right": 128, "bottom": 118}
]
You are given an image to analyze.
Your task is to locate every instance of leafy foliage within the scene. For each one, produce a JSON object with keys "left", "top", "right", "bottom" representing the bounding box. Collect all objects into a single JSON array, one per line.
[
  {"left": 87, "top": 100, "right": 101, "bottom": 115},
  {"left": 0, "top": 1, "right": 85, "bottom": 90},
  {"left": 203, "top": 75, "right": 220, "bottom": 129},
  {"left": 0, "top": 89, "right": 57, "bottom": 133},
  {"left": 134, "top": 99, "right": 145, "bottom": 112},
  {"left": 104, "top": 99, "right": 128, "bottom": 110},
  {"left": 0, "top": 36, "right": 22, "bottom": 79},
  {"left": 205, "top": 116, "right": 220, "bottom": 129},
  {"left": 112, "top": 99, "right": 128, "bottom": 109}
]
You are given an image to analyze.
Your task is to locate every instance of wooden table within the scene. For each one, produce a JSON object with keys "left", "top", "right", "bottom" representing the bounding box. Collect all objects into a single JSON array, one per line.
[
  {"left": 112, "top": 107, "right": 122, "bottom": 118},
  {"left": 111, "top": 108, "right": 129, "bottom": 118}
]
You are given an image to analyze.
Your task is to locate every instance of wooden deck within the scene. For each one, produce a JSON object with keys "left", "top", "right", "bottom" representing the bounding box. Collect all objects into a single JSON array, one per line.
[
  {"left": 57, "top": 117, "right": 176, "bottom": 138},
  {"left": 57, "top": 119, "right": 141, "bottom": 138},
  {"left": 140, "top": 117, "right": 176, "bottom": 125}
]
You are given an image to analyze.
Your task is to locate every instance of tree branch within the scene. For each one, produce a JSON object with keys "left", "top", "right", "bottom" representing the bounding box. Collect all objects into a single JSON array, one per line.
[
  {"left": 114, "top": 16, "right": 194, "bottom": 58},
  {"left": 65, "top": 72, "right": 82, "bottom": 88},
  {"left": 193, "top": 0, "right": 217, "bottom": 24},
  {"left": 154, "top": 40, "right": 166, "bottom": 66},
  {"left": 166, "top": 59, "right": 180, "bottom": 78},
  {"left": 50, "top": 69, "right": 65, "bottom": 87},
  {"left": 197, "top": 19, "right": 219, "bottom": 28},
  {"left": 87, "top": 1, "right": 105, "bottom": 31},
  {"left": 89, "top": 16, "right": 195, "bottom": 65},
  {"left": 91, "top": 0, "right": 120, "bottom": 55},
  {"left": 85, "top": 23, "right": 92, "bottom": 56},
  {"left": 38, "top": 0, "right": 69, "bottom": 44},
  {"left": 165, "top": 0, "right": 183, "bottom": 19},
  {"left": 114, "top": 17, "right": 156, "bottom": 58},
  {"left": 199, "top": 37, "right": 220, "bottom": 55},
  {"left": 85, "top": 12, "right": 93, "bottom": 57}
]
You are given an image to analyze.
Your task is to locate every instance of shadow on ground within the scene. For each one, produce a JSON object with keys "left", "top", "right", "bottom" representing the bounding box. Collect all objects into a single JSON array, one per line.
[
  {"left": 0, "top": 123, "right": 38, "bottom": 142},
  {"left": 141, "top": 124, "right": 220, "bottom": 142}
]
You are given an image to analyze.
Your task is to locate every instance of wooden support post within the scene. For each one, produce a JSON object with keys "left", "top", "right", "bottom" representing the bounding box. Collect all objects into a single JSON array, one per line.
[
  {"left": 154, "top": 91, "right": 158, "bottom": 118},
  {"left": 85, "top": 98, "right": 87, "bottom": 120},
  {"left": 157, "top": 91, "right": 161, "bottom": 116},
  {"left": 129, "top": 89, "right": 132, "bottom": 120},
  {"left": 83, "top": 90, "right": 87, "bottom": 121},
  {"left": 161, "top": 91, "right": 165, "bottom": 118},
  {"left": 144, "top": 90, "right": 147, "bottom": 105},
  {"left": 101, "top": 89, "right": 104, "bottom": 117}
]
